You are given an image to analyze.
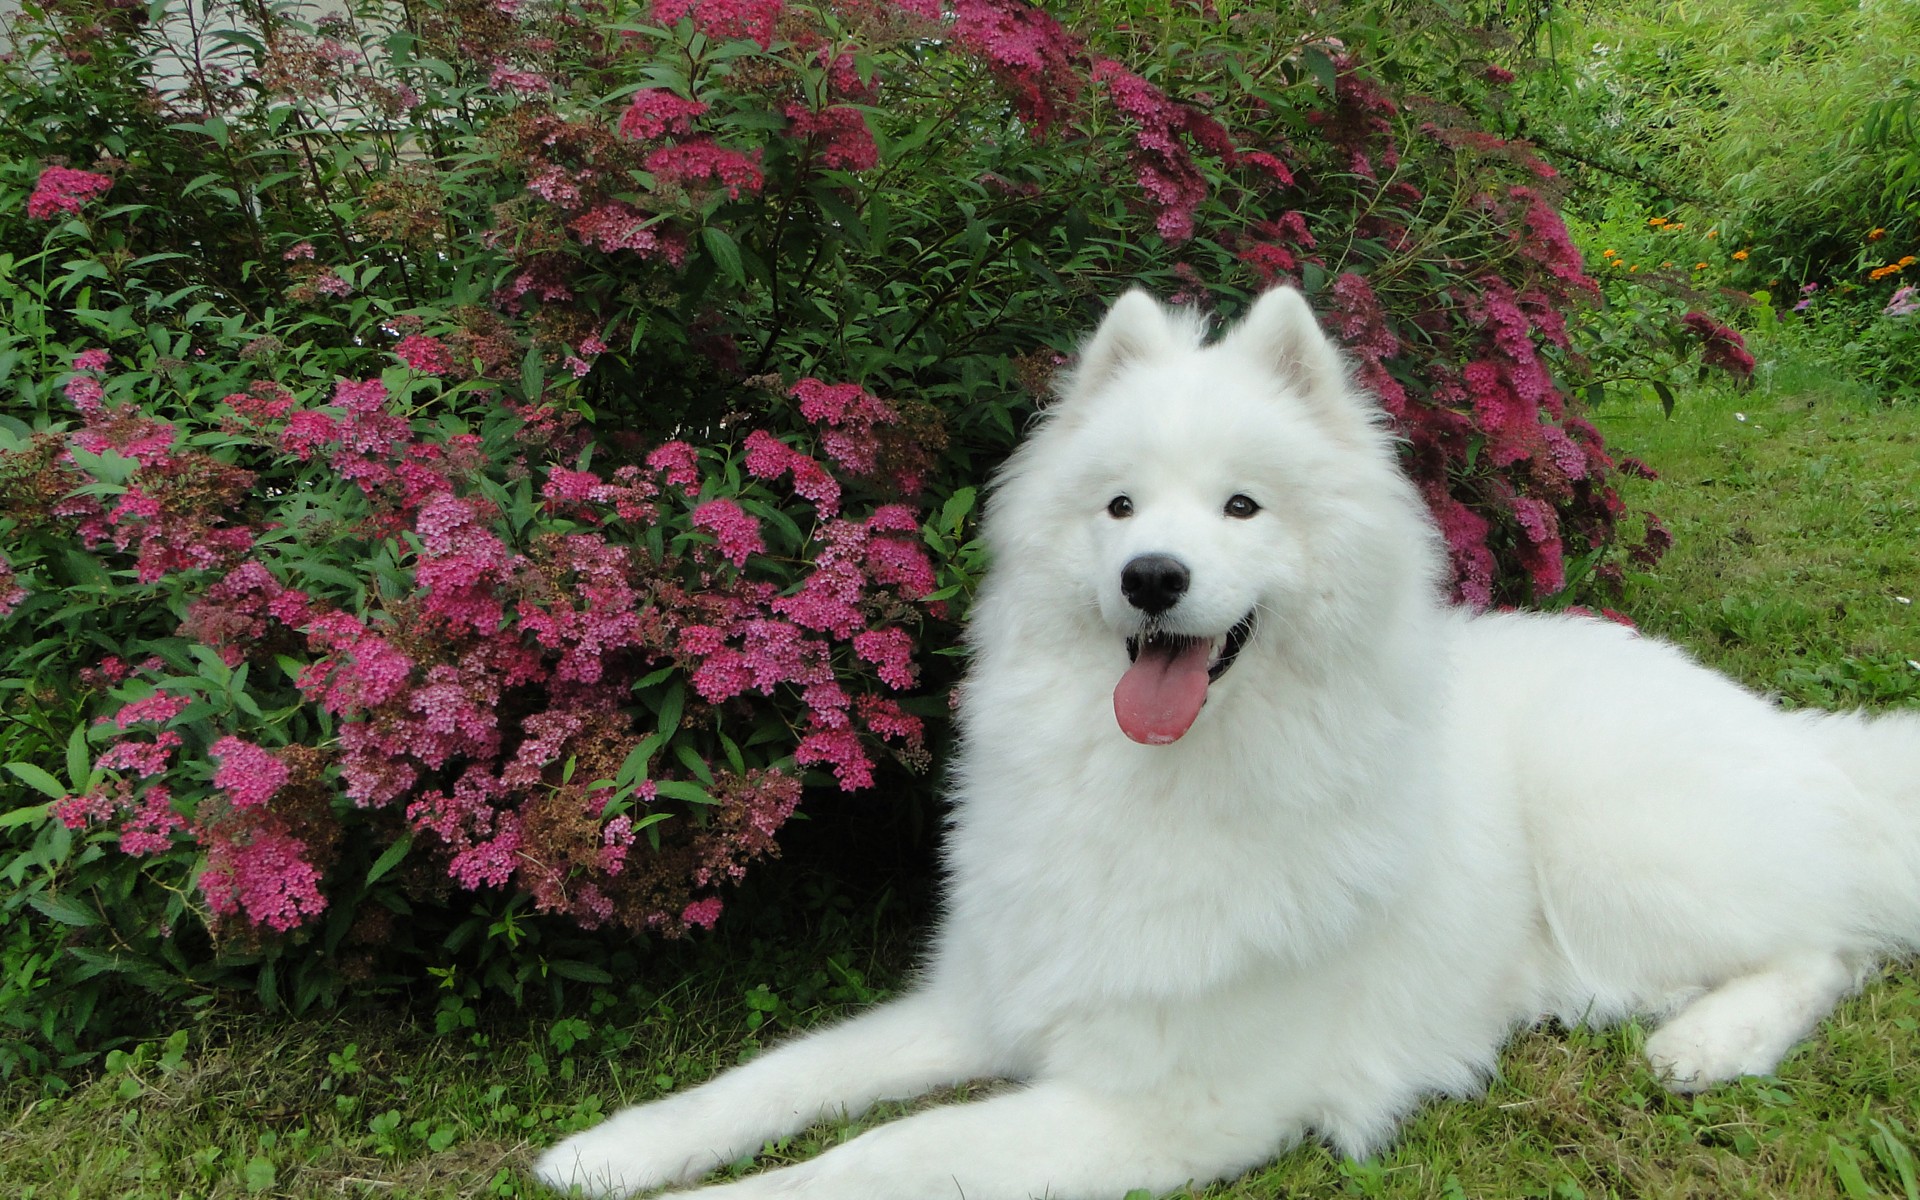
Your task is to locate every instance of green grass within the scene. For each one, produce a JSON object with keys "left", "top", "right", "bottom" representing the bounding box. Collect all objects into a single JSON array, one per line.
[
  {"left": 4, "top": 346, "right": 1918, "bottom": 1200},
  {"left": 1598, "top": 366, "right": 1920, "bottom": 709}
]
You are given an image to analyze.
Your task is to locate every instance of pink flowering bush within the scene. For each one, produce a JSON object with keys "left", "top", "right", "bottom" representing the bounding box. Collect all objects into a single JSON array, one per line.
[{"left": 0, "top": 0, "right": 1692, "bottom": 1064}]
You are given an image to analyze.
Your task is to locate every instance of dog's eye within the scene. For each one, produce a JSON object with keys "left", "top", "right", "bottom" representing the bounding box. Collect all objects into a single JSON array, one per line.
[
  {"left": 1224, "top": 494, "right": 1260, "bottom": 519},
  {"left": 1107, "top": 495, "right": 1134, "bottom": 519}
]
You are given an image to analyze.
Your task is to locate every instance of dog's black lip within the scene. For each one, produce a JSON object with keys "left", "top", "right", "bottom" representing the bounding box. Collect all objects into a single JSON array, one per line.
[{"left": 1124, "top": 612, "right": 1256, "bottom": 681}]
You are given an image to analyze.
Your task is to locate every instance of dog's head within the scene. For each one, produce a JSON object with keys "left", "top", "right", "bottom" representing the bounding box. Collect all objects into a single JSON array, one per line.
[{"left": 982, "top": 288, "right": 1441, "bottom": 745}]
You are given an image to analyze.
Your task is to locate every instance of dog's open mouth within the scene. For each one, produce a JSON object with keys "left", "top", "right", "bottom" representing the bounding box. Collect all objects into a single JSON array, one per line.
[{"left": 1114, "top": 613, "right": 1255, "bottom": 745}]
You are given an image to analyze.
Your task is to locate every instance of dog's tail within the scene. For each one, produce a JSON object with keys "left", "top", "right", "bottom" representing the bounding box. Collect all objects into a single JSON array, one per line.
[{"left": 1804, "top": 707, "right": 1920, "bottom": 946}]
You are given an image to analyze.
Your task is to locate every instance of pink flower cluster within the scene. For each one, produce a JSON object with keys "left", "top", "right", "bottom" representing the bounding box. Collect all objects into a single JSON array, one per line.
[
  {"left": 619, "top": 90, "right": 708, "bottom": 141},
  {"left": 211, "top": 737, "right": 292, "bottom": 809},
  {"left": 789, "top": 378, "right": 897, "bottom": 476},
  {"left": 27, "top": 165, "right": 112, "bottom": 219},
  {"left": 691, "top": 498, "right": 765, "bottom": 566},
  {"left": 115, "top": 354, "right": 938, "bottom": 935},
  {"left": 0, "top": 554, "right": 22, "bottom": 618},
  {"left": 785, "top": 104, "right": 879, "bottom": 171},
  {"left": 569, "top": 201, "right": 687, "bottom": 263},
  {"left": 645, "top": 141, "right": 765, "bottom": 199},
  {"left": 949, "top": 0, "right": 1084, "bottom": 137},
  {"left": 278, "top": 377, "right": 425, "bottom": 502},
  {"left": 1680, "top": 312, "right": 1757, "bottom": 380},
  {"left": 50, "top": 388, "right": 259, "bottom": 584},
  {"left": 395, "top": 334, "right": 452, "bottom": 374},
  {"left": 1091, "top": 58, "right": 1236, "bottom": 242},
  {"left": 199, "top": 821, "right": 327, "bottom": 932},
  {"left": 652, "top": 0, "right": 783, "bottom": 49}
]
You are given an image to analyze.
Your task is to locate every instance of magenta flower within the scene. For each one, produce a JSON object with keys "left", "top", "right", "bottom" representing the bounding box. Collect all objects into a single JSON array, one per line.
[
  {"left": 681, "top": 895, "right": 724, "bottom": 928},
  {"left": 488, "top": 65, "right": 553, "bottom": 94},
  {"left": 619, "top": 89, "right": 708, "bottom": 141},
  {"left": 199, "top": 823, "right": 327, "bottom": 931},
  {"left": 112, "top": 690, "right": 191, "bottom": 729},
  {"left": 652, "top": 0, "right": 782, "bottom": 49},
  {"left": 394, "top": 334, "right": 452, "bottom": 374},
  {"left": 691, "top": 498, "right": 765, "bottom": 566},
  {"left": 644, "top": 140, "right": 764, "bottom": 199},
  {"left": 1679, "top": 312, "right": 1756, "bottom": 380},
  {"left": 27, "top": 166, "right": 112, "bottom": 220},
  {"left": 211, "top": 737, "right": 290, "bottom": 809},
  {"left": 0, "top": 554, "right": 26, "bottom": 618},
  {"left": 646, "top": 440, "right": 700, "bottom": 487},
  {"left": 785, "top": 104, "right": 879, "bottom": 171}
]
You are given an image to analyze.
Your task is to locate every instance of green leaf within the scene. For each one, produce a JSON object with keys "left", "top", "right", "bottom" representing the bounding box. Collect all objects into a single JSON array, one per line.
[
  {"left": 719, "top": 731, "right": 746, "bottom": 775},
  {"left": 28, "top": 892, "right": 99, "bottom": 927},
  {"left": 548, "top": 959, "right": 615, "bottom": 984},
  {"left": 615, "top": 734, "right": 664, "bottom": 786},
  {"left": 1651, "top": 380, "right": 1677, "bottom": 418},
  {"left": 656, "top": 682, "right": 685, "bottom": 738},
  {"left": 652, "top": 780, "right": 716, "bottom": 805},
  {"left": 6, "top": 762, "right": 67, "bottom": 799},
  {"left": 521, "top": 344, "right": 545, "bottom": 403},
  {"left": 936, "top": 486, "right": 977, "bottom": 534},
  {"left": 1303, "top": 46, "right": 1338, "bottom": 96},
  {"left": 66, "top": 724, "right": 91, "bottom": 792},
  {"left": 366, "top": 833, "right": 412, "bottom": 886},
  {"left": 702, "top": 226, "right": 746, "bottom": 288},
  {"left": 242, "top": 1156, "right": 276, "bottom": 1192},
  {"left": 0, "top": 802, "right": 50, "bottom": 831},
  {"left": 673, "top": 740, "right": 714, "bottom": 784},
  {"left": 632, "top": 665, "right": 676, "bottom": 690},
  {"left": 1830, "top": 1137, "right": 1876, "bottom": 1200}
]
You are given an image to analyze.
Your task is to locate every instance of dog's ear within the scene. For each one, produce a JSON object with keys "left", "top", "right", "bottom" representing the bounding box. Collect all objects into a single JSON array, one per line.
[
  {"left": 1220, "top": 287, "right": 1351, "bottom": 405},
  {"left": 1060, "top": 288, "right": 1179, "bottom": 402}
]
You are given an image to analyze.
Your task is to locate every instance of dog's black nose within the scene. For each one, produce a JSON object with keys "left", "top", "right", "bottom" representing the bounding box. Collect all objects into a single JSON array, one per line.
[{"left": 1121, "top": 554, "right": 1190, "bottom": 615}]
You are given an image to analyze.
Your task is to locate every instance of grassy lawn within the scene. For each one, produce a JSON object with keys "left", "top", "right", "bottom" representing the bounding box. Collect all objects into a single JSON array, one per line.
[{"left": 4, "top": 354, "right": 1917, "bottom": 1200}]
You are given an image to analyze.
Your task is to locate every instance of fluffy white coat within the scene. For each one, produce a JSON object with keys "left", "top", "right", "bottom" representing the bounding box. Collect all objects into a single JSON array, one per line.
[{"left": 536, "top": 288, "right": 1920, "bottom": 1199}]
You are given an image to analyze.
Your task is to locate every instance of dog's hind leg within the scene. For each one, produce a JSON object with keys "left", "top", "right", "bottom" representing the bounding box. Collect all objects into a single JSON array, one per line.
[
  {"left": 1643, "top": 950, "right": 1861, "bottom": 1092},
  {"left": 535, "top": 991, "right": 997, "bottom": 1198},
  {"left": 662, "top": 1080, "right": 1279, "bottom": 1200}
]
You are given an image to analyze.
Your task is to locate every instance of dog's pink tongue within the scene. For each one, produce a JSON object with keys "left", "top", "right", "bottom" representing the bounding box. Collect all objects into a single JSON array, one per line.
[{"left": 1114, "top": 639, "right": 1213, "bottom": 745}]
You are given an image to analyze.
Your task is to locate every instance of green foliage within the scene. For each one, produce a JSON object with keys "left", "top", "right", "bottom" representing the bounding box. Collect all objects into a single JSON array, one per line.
[{"left": 1511, "top": 0, "right": 1920, "bottom": 289}]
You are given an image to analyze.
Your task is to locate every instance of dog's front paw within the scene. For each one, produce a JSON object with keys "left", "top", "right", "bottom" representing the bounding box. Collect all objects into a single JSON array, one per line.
[
  {"left": 1644, "top": 1016, "right": 1770, "bottom": 1093},
  {"left": 534, "top": 1106, "right": 718, "bottom": 1198}
]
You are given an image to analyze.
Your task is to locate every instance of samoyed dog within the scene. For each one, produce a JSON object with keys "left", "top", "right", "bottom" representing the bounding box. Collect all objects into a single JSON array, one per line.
[{"left": 537, "top": 288, "right": 1920, "bottom": 1199}]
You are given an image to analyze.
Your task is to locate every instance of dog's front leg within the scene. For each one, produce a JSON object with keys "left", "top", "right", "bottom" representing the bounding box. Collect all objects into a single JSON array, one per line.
[
  {"left": 662, "top": 1079, "right": 1281, "bottom": 1200},
  {"left": 535, "top": 990, "right": 995, "bottom": 1198}
]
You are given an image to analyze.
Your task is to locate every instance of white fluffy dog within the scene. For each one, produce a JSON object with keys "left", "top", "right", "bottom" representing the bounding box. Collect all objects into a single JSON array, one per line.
[{"left": 537, "top": 288, "right": 1920, "bottom": 1199}]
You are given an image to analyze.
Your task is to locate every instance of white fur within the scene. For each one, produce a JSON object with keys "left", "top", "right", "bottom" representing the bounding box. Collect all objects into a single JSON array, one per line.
[{"left": 536, "top": 288, "right": 1920, "bottom": 1199}]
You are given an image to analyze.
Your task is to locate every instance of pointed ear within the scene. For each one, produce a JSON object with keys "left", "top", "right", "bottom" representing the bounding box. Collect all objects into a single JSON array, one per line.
[
  {"left": 1219, "top": 287, "right": 1351, "bottom": 406},
  {"left": 1059, "top": 288, "right": 1180, "bottom": 403}
]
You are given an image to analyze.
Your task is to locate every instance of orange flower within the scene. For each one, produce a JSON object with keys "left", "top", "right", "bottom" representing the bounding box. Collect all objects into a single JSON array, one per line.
[
  {"left": 1695, "top": 262, "right": 1709, "bottom": 270},
  {"left": 1648, "top": 217, "right": 1666, "bottom": 226},
  {"left": 1868, "top": 227, "right": 1887, "bottom": 241},
  {"left": 1706, "top": 229, "right": 1719, "bottom": 238},
  {"left": 1732, "top": 249, "right": 1750, "bottom": 261},
  {"left": 1629, "top": 264, "right": 1640, "bottom": 272},
  {"left": 1869, "top": 264, "right": 1903, "bottom": 280},
  {"left": 1602, "top": 248, "right": 1617, "bottom": 258},
  {"left": 1670, "top": 222, "right": 1685, "bottom": 230},
  {"left": 1662, "top": 261, "right": 1674, "bottom": 268},
  {"left": 1902, "top": 255, "right": 1917, "bottom": 267}
]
